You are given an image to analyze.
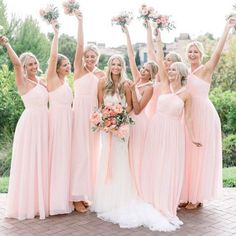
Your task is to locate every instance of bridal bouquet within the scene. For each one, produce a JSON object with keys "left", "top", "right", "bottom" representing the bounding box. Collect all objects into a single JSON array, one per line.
[
  {"left": 151, "top": 14, "right": 175, "bottom": 34},
  {"left": 90, "top": 103, "right": 135, "bottom": 141},
  {"left": 111, "top": 11, "right": 133, "bottom": 27},
  {"left": 39, "top": 4, "right": 59, "bottom": 28},
  {"left": 62, "top": 0, "right": 80, "bottom": 15},
  {"left": 138, "top": 4, "right": 157, "bottom": 27}
]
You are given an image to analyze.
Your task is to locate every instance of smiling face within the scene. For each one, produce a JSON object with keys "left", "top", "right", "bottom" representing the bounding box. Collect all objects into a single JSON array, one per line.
[
  {"left": 187, "top": 45, "right": 202, "bottom": 65},
  {"left": 168, "top": 63, "right": 179, "bottom": 83},
  {"left": 57, "top": 59, "right": 71, "bottom": 77},
  {"left": 24, "top": 57, "right": 38, "bottom": 77},
  {"left": 110, "top": 58, "right": 122, "bottom": 76},
  {"left": 84, "top": 50, "right": 98, "bottom": 68},
  {"left": 140, "top": 63, "right": 151, "bottom": 81}
]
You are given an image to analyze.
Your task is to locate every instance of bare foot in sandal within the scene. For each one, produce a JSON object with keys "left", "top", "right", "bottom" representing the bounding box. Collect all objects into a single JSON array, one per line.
[
  {"left": 185, "top": 202, "right": 202, "bottom": 210},
  {"left": 74, "top": 201, "right": 88, "bottom": 213}
]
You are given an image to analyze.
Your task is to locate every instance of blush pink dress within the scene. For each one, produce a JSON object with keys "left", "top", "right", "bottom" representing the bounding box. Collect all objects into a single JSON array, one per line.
[
  {"left": 141, "top": 89, "right": 186, "bottom": 226},
  {"left": 145, "top": 79, "right": 161, "bottom": 119},
  {"left": 180, "top": 68, "right": 222, "bottom": 204},
  {"left": 6, "top": 82, "right": 49, "bottom": 220},
  {"left": 129, "top": 83, "right": 151, "bottom": 195},
  {"left": 70, "top": 69, "right": 100, "bottom": 203},
  {"left": 48, "top": 80, "right": 73, "bottom": 215}
]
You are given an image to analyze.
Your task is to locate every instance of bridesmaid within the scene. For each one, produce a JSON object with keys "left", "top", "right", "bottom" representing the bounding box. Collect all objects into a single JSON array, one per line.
[
  {"left": 46, "top": 22, "right": 73, "bottom": 215},
  {"left": 141, "top": 30, "right": 201, "bottom": 225},
  {"left": 122, "top": 25, "right": 158, "bottom": 195},
  {"left": 180, "top": 17, "right": 236, "bottom": 209},
  {"left": 0, "top": 36, "right": 49, "bottom": 220},
  {"left": 70, "top": 10, "right": 105, "bottom": 212},
  {"left": 145, "top": 21, "right": 182, "bottom": 118}
]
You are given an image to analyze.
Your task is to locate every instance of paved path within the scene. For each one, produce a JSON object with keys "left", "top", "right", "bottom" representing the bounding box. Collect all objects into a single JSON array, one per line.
[{"left": 0, "top": 188, "right": 236, "bottom": 235}]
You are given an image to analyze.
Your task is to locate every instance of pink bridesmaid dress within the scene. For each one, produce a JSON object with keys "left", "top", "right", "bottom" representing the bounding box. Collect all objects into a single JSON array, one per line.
[
  {"left": 49, "top": 81, "right": 73, "bottom": 215},
  {"left": 141, "top": 89, "right": 185, "bottom": 225},
  {"left": 6, "top": 82, "right": 49, "bottom": 220},
  {"left": 181, "top": 70, "right": 222, "bottom": 204},
  {"left": 70, "top": 70, "right": 100, "bottom": 203},
  {"left": 145, "top": 79, "right": 161, "bottom": 119},
  {"left": 129, "top": 84, "right": 150, "bottom": 195}
]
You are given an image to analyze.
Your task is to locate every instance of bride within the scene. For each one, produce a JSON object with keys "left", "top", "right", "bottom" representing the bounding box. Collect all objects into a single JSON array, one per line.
[{"left": 91, "top": 54, "right": 180, "bottom": 231}]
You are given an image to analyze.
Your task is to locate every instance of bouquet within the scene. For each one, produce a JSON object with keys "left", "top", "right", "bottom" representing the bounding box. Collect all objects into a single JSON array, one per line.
[
  {"left": 111, "top": 11, "right": 133, "bottom": 27},
  {"left": 151, "top": 14, "right": 175, "bottom": 35},
  {"left": 90, "top": 103, "right": 135, "bottom": 141},
  {"left": 62, "top": 0, "right": 80, "bottom": 15},
  {"left": 138, "top": 4, "right": 157, "bottom": 27},
  {"left": 39, "top": 4, "right": 59, "bottom": 28}
]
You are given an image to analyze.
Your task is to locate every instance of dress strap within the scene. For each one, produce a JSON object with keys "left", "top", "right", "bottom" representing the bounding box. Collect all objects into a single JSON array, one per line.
[
  {"left": 84, "top": 66, "right": 98, "bottom": 74},
  {"left": 191, "top": 64, "right": 204, "bottom": 74},
  {"left": 136, "top": 81, "right": 153, "bottom": 88},
  {"left": 174, "top": 86, "right": 186, "bottom": 95}
]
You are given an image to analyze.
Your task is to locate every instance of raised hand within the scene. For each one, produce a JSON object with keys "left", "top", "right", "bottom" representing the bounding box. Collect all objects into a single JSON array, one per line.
[
  {"left": 74, "top": 9, "right": 83, "bottom": 21},
  {"left": 0, "top": 36, "right": 9, "bottom": 46},
  {"left": 51, "top": 20, "right": 59, "bottom": 33},
  {"left": 227, "top": 16, "right": 236, "bottom": 29}
]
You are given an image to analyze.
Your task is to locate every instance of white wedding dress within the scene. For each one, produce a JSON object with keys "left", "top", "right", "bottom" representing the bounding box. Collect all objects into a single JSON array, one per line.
[{"left": 91, "top": 93, "right": 181, "bottom": 231}]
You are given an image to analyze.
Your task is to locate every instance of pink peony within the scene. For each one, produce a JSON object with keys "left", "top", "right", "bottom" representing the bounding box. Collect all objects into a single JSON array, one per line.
[
  {"left": 90, "top": 112, "right": 101, "bottom": 125},
  {"left": 113, "top": 104, "right": 123, "bottom": 114}
]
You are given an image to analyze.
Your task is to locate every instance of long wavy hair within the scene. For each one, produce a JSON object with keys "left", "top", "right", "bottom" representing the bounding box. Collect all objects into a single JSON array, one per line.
[
  {"left": 19, "top": 52, "right": 41, "bottom": 75},
  {"left": 104, "top": 54, "right": 128, "bottom": 98}
]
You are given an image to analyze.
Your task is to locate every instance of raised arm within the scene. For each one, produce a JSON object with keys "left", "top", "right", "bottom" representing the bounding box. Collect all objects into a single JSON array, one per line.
[
  {"left": 154, "top": 30, "right": 169, "bottom": 92},
  {"left": 0, "top": 36, "right": 25, "bottom": 91},
  {"left": 74, "top": 10, "right": 84, "bottom": 79},
  {"left": 122, "top": 26, "right": 140, "bottom": 83},
  {"left": 204, "top": 17, "right": 236, "bottom": 81},
  {"left": 184, "top": 93, "right": 202, "bottom": 147},
  {"left": 146, "top": 21, "right": 156, "bottom": 62},
  {"left": 46, "top": 22, "right": 59, "bottom": 82}
]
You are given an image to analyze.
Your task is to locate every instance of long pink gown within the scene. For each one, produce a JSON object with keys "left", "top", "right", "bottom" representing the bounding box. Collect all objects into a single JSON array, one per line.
[
  {"left": 129, "top": 84, "right": 150, "bottom": 195},
  {"left": 141, "top": 89, "right": 185, "bottom": 225},
  {"left": 49, "top": 81, "right": 73, "bottom": 215},
  {"left": 70, "top": 70, "right": 100, "bottom": 202},
  {"left": 180, "top": 70, "right": 222, "bottom": 204},
  {"left": 145, "top": 80, "right": 161, "bottom": 119},
  {"left": 6, "top": 82, "right": 49, "bottom": 220}
]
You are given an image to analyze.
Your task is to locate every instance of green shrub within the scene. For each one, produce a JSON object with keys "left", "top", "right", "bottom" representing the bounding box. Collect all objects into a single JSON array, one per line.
[
  {"left": 0, "top": 177, "right": 9, "bottom": 193},
  {"left": 222, "top": 134, "right": 236, "bottom": 167},
  {"left": 210, "top": 88, "right": 236, "bottom": 135}
]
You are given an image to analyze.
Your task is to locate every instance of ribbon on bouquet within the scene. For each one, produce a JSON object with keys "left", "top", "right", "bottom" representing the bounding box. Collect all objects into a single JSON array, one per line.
[{"left": 105, "top": 132, "right": 113, "bottom": 183}]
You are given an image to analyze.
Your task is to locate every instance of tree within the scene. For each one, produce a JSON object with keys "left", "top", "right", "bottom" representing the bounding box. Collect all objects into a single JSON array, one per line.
[
  {"left": 58, "top": 34, "right": 77, "bottom": 72},
  {"left": 212, "top": 35, "right": 236, "bottom": 91},
  {"left": 135, "top": 49, "right": 141, "bottom": 67},
  {"left": 12, "top": 16, "right": 50, "bottom": 72}
]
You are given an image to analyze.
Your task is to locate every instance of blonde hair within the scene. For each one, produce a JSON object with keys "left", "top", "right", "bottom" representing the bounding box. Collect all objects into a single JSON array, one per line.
[
  {"left": 84, "top": 44, "right": 100, "bottom": 64},
  {"left": 165, "top": 52, "right": 182, "bottom": 63},
  {"left": 144, "top": 61, "right": 159, "bottom": 80},
  {"left": 172, "top": 62, "right": 189, "bottom": 86},
  {"left": 104, "top": 54, "right": 127, "bottom": 98},
  {"left": 186, "top": 41, "right": 205, "bottom": 61},
  {"left": 19, "top": 52, "right": 41, "bottom": 74},
  {"left": 56, "top": 54, "right": 69, "bottom": 70}
]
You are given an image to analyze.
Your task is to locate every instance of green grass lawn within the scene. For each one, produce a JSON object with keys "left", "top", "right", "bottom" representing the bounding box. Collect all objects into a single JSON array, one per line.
[
  {"left": 223, "top": 167, "right": 236, "bottom": 187},
  {"left": 0, "top": 167, "right": 236, "bottom": 193},
  {"left": 0, "top": 176, "right": 9, "bottom": 193}
]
